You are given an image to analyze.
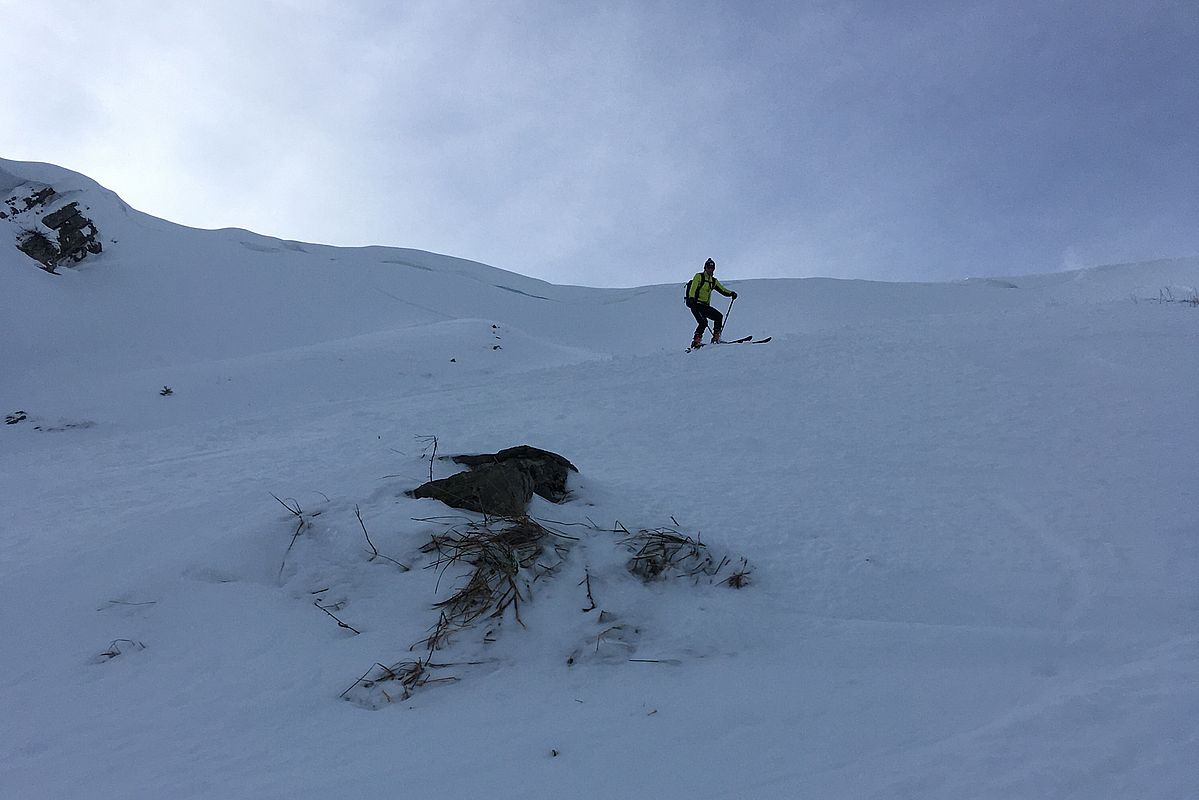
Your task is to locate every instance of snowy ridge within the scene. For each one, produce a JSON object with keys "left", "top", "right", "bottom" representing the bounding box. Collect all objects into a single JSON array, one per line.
[{"left": 2, "top": 159, "right": 1197, "bottom": 799}]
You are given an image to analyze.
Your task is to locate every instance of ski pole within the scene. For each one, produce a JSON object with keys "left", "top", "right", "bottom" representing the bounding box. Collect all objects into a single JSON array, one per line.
[{"left": 724, "top": 295, "right": 735, "bottom": 332}]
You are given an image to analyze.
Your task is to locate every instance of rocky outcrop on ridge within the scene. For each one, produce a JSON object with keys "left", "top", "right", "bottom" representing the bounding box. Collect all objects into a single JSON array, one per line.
[{"left": 3, "top": 184, "right": 103, "bottom": 272}]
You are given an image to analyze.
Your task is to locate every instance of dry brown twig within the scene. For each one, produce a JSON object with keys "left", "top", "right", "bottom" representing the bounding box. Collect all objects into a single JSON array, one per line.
[
  {"left": 314, "top": 600, "right": 361, "bottom": 635},
  {"left": 579, "top": 569, "right": 597, "bottom": 612},
  {"left": 271, "top": 493, "right": 321, "bottom": 578},
  {"left": 416, "top": 434, "right": 439, "bottom": 483},
  {"left": 355, "top": 504, "right": 410, "bottom": 571},
  {"left": 94, "top": 639, "right": 145, "bottom": 662}
]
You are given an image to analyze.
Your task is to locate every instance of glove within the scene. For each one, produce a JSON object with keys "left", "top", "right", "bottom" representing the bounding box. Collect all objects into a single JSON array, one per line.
[{"left": 731, "top": 291, "right": 738, "bottom": 300}]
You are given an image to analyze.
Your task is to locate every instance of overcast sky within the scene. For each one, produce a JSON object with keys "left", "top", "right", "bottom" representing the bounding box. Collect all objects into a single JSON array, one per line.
[{"left": 3, "top": 1, "right": 1196, "bottom": 287}]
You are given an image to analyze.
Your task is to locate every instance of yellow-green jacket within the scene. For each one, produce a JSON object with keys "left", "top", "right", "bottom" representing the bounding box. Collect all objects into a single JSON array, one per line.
[{"left": 685, "top": 271, "right": 733, "bottom": 305}]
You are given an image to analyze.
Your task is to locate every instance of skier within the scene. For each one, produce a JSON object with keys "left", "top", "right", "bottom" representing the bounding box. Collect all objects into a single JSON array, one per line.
[{"left": 685, "top": 257, "right": 737, "bottom": 349}]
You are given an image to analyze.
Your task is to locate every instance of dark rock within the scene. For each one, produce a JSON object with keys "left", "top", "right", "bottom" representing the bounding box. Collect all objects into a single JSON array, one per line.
[
  {"left": 17, "top": 229, "right": 59, "bottom": 269},
  {"left": 452, "top": 445, "right": 577, "bottom": 503},
  {"left": 409, "top": 462, "right": 534, "bottom": 517},
  {"left": 42, "top": 202, "right": 82, "bottom": 229},
  {"left": 42, "top": 202, "right": 102, "bottom": 264},
  {"left": 16, "top": 187, "right": 56, "bottom": 211},
  {"left": 6, "top": 187, "right": 102, "bottom": 269}
]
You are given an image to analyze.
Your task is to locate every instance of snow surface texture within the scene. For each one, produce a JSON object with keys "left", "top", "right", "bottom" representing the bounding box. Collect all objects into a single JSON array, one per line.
[{"left": 2, "top": 156, "right": 1197, "bottom": 799}]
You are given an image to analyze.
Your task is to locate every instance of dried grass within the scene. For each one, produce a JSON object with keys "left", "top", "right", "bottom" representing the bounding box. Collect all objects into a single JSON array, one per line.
[
  {"left": 414, "top": 515, "right": 572, "bottom": 650},
  {"left": 340, "top": 658, "right": 458, "bottom": 707},
  {"left": 623, "top": 528, "right": 751, "bottom": 587}
]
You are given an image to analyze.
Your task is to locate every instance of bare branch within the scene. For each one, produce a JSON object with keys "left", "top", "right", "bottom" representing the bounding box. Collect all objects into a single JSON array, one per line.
[
  {"left": 314, "top": 600, "right": 361, "bottom": 635},
  {"left": 355, "top": 504, "right": 410, "bottom": 571},
  {"left": 579, "top": 569, "right": 596, "bottom": 612},
  {"left": 415, "top": 434, "right": 439, "bottom": 482}
]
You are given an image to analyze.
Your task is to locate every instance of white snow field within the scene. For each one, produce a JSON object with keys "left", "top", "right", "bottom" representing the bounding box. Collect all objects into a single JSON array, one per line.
[{"left": 2, "top": 157, "right": 1196, "bottom": 799}]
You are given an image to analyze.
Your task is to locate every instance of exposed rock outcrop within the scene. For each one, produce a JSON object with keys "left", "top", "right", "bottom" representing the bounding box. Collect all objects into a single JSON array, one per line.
[
  {"left": 450, "top": 445, "right": 578, "bottom": 503},
  {"left": 409, "top": 445, "right": 578, "bottom": 515},
  {"left": 410, "top": 462, "right": 535, "bottom": 517},
  {"left": 41, "top": 202, "right": 102, "bottom": 264},
  {"left": 4, "top": 185, "right": 102, "bottom": 271}
]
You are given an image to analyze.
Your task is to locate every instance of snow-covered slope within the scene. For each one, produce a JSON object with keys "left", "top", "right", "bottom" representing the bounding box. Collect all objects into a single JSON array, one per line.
[{"left": 2, "top": 159, "right": 1197, "bottom": 799}]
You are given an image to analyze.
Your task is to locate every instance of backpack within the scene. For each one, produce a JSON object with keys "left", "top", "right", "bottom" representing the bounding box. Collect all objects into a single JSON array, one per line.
[{"left": 684, "top": 273, "right": 712, "bottom": 304}]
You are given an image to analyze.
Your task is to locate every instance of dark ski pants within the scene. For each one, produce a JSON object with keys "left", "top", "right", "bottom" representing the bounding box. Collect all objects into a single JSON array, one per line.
[{"left": 688, "top": 300, "right": 723, "bottom": 340}]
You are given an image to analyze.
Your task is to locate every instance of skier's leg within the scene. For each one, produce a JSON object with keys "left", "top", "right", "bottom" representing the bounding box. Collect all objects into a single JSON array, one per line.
[
  {"left": 708, "top": 307, "right": 724, "bottom": 342},
  {"left": 690, "top": 305, "right": 707, "bottom": 344}
]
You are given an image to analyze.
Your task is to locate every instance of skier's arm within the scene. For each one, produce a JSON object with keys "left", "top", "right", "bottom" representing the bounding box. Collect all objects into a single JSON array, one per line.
[{"left": 713, "top": 278, "right": 735, "bottom": 297}]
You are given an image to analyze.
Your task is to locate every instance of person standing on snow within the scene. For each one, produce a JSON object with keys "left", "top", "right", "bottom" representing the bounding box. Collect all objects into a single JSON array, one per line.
[{"left": 685, "top": 257, "right": 737, "bottom": 348}]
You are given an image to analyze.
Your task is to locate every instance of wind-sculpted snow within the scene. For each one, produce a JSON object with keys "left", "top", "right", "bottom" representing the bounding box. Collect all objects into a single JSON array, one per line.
[{"left": 1, "top": 158, "right": 1197, "bottom": 799}]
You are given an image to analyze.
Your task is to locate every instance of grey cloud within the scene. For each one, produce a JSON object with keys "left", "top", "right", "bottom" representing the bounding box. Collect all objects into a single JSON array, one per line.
[{"left": 1, "top": 0, "right": 1195, "bottom": 286}]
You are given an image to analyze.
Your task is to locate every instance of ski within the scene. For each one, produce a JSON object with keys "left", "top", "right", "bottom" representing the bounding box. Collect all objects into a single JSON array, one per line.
[
  {"left": 687, "top": 338, "right": 743, "bottom": 352},
  {"left": 686, "top": 335, "right": 769, "bottom": 352}
]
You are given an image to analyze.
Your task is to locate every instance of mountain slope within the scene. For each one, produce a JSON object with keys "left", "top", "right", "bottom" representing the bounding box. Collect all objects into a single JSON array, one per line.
[
  {"left": 1, "top": 159, "right": 1197, "bottom": 799},
  {"left": 7, "top": 158, "right": 1195, "bottom": 383}
]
